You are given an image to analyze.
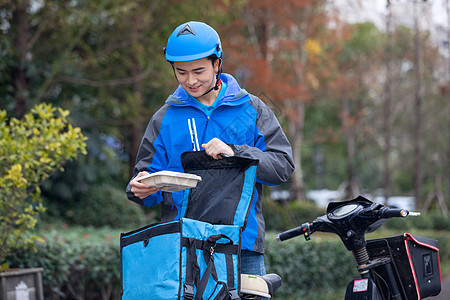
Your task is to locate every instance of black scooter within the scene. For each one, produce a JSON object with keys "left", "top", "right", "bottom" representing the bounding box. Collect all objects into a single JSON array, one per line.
[{"left": 276, "top": 196, "right": 442, "bottom": 300}]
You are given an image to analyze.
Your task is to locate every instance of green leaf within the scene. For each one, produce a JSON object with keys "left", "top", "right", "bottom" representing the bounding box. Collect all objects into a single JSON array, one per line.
[{"left": 0, "top": 103, "right": 86, "bottom": 262}]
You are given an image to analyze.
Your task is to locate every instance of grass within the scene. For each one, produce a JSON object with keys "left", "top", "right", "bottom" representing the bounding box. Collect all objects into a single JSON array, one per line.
[{"left": 36, "top": 221, "right": 124, "bottom": 245}]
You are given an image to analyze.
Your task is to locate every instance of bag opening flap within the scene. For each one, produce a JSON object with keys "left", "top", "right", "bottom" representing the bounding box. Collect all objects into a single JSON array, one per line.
[{"left": 181, "top": 151, "right": 258, "bottom": 227}]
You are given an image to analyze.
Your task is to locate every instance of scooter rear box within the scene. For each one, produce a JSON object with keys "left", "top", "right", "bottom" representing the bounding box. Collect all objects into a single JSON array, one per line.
[{"left": 366, "top": 233, "right": 441, "bottom": 299}]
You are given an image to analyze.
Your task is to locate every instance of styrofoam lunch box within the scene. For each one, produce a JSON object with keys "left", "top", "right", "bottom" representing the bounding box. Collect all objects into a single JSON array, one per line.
[{"left": 137, "top": 171, "right": 202, "bottom": 192}]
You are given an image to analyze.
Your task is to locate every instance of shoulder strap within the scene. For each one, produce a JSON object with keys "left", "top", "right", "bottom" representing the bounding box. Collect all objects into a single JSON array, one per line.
[{"left": 184, "top": 238, "right": 201, "bottom": 300}]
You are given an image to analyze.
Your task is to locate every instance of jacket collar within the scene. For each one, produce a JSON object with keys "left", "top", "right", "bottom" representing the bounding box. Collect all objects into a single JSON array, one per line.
[{"left": 165, "top": 73, "right": 249, "bottom": 106}]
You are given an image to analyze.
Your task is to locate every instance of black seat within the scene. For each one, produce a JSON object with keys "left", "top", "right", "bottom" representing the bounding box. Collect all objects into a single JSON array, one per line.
[{"left": 260, "top": 273, "right": 282, "bottom": 296}]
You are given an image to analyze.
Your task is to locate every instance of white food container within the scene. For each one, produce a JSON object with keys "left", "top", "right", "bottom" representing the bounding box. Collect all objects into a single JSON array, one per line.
[{"left": 137, "top": 171, "right": 202, "bottom": 192}]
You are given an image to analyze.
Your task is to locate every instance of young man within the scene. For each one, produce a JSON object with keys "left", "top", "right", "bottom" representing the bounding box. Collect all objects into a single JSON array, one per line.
[{"left": 126, "top": 21, "right": 294, "bottom": 275}]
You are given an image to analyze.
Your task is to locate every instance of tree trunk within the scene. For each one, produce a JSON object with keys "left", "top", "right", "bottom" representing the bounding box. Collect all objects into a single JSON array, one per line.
[
  {"left": 383, "top": 3, "right": 393, "bottom": 204},
  {"left": 413, "top": 1, "right": 423, "bottom": 209},
  {"left": 342, "top": 97, "right": 359, "bottom": 198},
  {"left": 126, "top": 15, "right": 147, "bottom": 178},
  {"left": 446, "top": 0, "right": 450, "bottom": 204},
  {"left": 289, "top": 101, "right": 306, "bottom": 201},
  {"left": 423, "top": 174, "right": 449, "bottom": 216},
  {"left": 11, "top": 4, "right": 29, "bottom": 118}
]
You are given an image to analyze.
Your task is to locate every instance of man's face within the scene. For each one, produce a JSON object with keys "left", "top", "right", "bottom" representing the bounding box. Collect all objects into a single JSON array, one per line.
[{"left": 173, "top": 58, "right": 219, "bottom": 100}]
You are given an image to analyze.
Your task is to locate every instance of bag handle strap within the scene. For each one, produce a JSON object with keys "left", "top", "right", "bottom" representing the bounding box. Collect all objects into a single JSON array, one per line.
[
  {"left": 195, "top": 250, "right": 217, "bottom": 300},
  {"left": 225, "top": 254, "right": 240, "bottom": 300},
  {"left": 210, "top": 255, "right": 240, "bottom": 300},
  {"left": 185, "top": 238, "right": 201, "bottom": 300},
  {"left": 195, "top": 234, "right": 241, "bottom": 300},
  {"left": 206, "top": 234, "right": 232, "bottom": 245}
]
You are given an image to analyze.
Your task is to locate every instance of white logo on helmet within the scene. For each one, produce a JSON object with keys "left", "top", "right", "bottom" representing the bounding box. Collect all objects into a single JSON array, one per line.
[{"left": 177, "top": 24, "right": 196, "bottom": 37}]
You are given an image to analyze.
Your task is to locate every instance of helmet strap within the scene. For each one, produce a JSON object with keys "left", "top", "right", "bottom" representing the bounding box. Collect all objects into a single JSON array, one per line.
[{"left": 201, "top": 58, "right": 222, "bottom": 96}]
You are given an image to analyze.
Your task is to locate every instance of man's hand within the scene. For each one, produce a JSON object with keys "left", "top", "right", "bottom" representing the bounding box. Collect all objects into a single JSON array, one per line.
[
  {"left": 202, "top": 138, "right": 234, "bottom": 160},
  {"left": 130, "top": 171, "right": 161, "bottom": 199}
]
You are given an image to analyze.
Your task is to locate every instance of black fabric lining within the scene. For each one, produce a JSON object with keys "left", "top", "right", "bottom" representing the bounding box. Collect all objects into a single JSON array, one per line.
[
  {"left": 184, "top": 167, "right": 244, "bottom": 224},
  {"left": 181, "top": 151, "right": 258, "bottom": 225},
  {"left": 181, "top": 150, "right": 258, "bottom": 171}
]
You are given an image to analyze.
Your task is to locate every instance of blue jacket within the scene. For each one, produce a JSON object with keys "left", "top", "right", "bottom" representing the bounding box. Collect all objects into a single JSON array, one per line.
[{"left": 126, "top": 73, "right": 294, "bottom": 253}]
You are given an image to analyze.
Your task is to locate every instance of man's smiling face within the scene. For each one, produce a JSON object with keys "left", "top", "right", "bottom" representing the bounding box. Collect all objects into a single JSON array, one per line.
[{"left": 173, "top": 57, "right": 220, "bottom": 104}]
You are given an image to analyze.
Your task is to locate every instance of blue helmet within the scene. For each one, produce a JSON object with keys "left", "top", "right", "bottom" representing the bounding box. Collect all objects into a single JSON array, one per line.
[{"left": 165, "top": 21, "right": 222, "bottom": 62}]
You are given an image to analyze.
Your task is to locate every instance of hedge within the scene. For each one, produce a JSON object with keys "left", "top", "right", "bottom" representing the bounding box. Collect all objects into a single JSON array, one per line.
[
  {"left": 265, "top": 233, "right": 357, "bottom": 299},
  {"left": 6, "top": 227, "right": 449, "bottom": 300},
  {"left": 6, "top": 233, "right": 121, "bottom": 300},
  {"left": 42, "top": 184, "right": 153, "bottom": 229}
]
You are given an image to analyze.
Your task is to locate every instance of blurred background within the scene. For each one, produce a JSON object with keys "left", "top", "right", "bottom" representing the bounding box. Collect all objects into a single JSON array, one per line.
[{"left": 1, "top": 0, "right": 449, "bottom": 299}]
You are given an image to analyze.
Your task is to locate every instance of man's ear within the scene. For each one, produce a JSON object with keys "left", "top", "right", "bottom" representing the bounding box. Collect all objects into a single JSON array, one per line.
[{"left": 214, "top": 58, "right": 221, "bottom": 73}]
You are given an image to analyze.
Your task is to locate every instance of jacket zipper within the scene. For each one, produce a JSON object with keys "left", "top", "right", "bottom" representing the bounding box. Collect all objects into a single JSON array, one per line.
[{"left": 200, "top": 116, "right": 210, "bottom": 147}]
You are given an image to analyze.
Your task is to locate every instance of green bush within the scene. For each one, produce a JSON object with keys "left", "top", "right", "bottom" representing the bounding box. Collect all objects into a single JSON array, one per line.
[
  {"left": 69, "top": 184, "right": 149, "bottom": 229},
  {"left": 264, "top": 198, "right": 325, "bottom": 232},
  {"left": 426, "top": 212, "right": 450, "bottom": 231},
  {"left": 265, "top": 233, "right": 357, "bottom": 299},
  {"left": 0, "top": 103, "right": 86, "bottom": 268},
  {"left": 6, "top": 232, "right": 121, "bottom": 300},
  {"left": 383, "top": 211, "right": 450, "bottom": 231}
]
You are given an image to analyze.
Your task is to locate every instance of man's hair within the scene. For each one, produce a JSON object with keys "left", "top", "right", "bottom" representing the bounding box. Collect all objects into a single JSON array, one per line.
[{"left": 207, "top": 54, "right": 220, "bottom": 66}]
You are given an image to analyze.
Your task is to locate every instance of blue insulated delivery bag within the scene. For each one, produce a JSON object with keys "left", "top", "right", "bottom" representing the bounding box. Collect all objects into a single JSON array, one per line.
[
  {"left": 121, "top": 152, "right": 258, "bottom": 300},
  {"left": 121, "top": 218, "right": 241, "bottom": 299}
]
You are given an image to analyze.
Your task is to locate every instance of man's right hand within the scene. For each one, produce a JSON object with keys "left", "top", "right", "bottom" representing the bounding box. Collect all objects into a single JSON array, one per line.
[{"left": 130, "top": 171, "right": 161, "bottom": 199}]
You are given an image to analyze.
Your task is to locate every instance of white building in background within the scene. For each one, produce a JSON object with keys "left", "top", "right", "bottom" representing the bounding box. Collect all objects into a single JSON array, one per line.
[
  {"left": 306, "top": 189, "right": 343, "bottom": 207},
  {"left": 374, "top": 195, "right": 416, "bottom": 211}
]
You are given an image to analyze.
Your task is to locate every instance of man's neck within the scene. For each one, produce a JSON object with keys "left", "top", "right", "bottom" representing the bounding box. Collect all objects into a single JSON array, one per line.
[{"left": 196, "top": 84, "right": 221, "bottom": 106}]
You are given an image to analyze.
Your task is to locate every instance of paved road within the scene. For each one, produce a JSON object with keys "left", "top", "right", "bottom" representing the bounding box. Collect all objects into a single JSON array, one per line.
[{"left": 428, "top": 275, "right": 450, "bottom": 300}]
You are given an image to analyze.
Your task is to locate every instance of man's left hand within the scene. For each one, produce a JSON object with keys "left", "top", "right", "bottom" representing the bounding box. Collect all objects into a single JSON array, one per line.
[{"left": 202, "top": 138, "right": 234, "bottom": 160}]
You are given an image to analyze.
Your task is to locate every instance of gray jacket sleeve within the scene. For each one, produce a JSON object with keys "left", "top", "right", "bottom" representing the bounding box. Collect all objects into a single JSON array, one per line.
[
  {"left": 125, "top": 105, "right": 169, "bottom": 206},
  {"left": 232, "top": 95, "right": 295, "bottom": 185}
]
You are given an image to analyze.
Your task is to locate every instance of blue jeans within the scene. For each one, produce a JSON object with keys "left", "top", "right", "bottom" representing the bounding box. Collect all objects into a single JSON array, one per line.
[
  {"left": 241, "top": 251, "right": 269, "bottom": 299},
  {"left": 241, "top": 250, "right": 266, "bottom": 275}
]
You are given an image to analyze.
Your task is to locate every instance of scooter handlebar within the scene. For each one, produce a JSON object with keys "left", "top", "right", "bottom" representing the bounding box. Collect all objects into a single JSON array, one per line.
[
  {"left": 378, "top": 207, "right": 409, "bottom": 219},
  {"left": 276, "top": 223, "right": 310, "bottom": 242},
  {"left": 275, "top": 205, "right": 420, "bottom": 243}
]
